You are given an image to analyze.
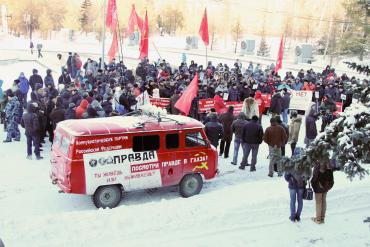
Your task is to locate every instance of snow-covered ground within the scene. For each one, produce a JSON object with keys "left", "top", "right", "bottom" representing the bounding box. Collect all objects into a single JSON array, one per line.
[{"left": 0, "top": 70, "right": 369, "bottom": 247}]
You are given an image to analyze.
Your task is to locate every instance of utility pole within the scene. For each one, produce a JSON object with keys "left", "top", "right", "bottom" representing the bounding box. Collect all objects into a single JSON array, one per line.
[
  {"left": 101, "top": 0, "right": 106, "bottom": 70},
  {"left": 323, "top": 16, "right": 333, "bottom": 61}
]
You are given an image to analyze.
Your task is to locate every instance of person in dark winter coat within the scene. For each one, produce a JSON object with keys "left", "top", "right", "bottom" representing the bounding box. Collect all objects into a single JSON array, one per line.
[
  {"left": 44, "top": 69, "right": 54, "bottom": 87},
  {"left": 101, "top": 97, "right": 113, "bottom": 116},
  {"left": 263, "top": 117, "right": 287, "bottom": 177},
  {"left": 64, "top": 103, "right": 76, "bottom": 120},
  {"left": 205, "top": 114, "right": 223, "bottom": 148},
  {"left": 3, "top": 90, "right": 21, "bottom": 142},
  {"left": 49, "top": 98, "right": 65, "bottom": 131},
  {"left": 219, "top": 106, "right": 234, "bottom": 158},
  {"left": 270, "top": 91, "right": 283, "bottom": 117},
  {"left": 231, "top": 112, "right": 248, "bottom": 165},
  {"left": 227, "top": 84, "right": 239, "bottom": 102},
  {"left": 285, "top": 169, "right": 307, "bottom": 222},
  {"left": 305, "top": 103, "right": 319, "bottom": 146},
  {"left": 319, "top": 95, "right": 337, "bottom": 132},
  {"left": 29, "top": 69, "right": 43, "bottom": 91},
  {"left": 58, "top": 69, "right": 72, "bottom": 85},
  {"left": 21, "top": 102, "right": 42, "bottom": 160},
  {"left": 281, "top": 89, "right": 290, "bottom": 124},
  {"left": 311, "top": 162, "right": 334, "bottom": 224},
  {"left": 240, "top": 115, "right": 264, "bottom": 171},
  {"left": 169, "top": 90, "right": 181, "bottom": 115}
]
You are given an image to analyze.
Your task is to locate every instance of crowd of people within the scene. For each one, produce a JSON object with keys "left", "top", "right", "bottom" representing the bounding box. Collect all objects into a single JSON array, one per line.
[{"left": 0, "top": 53, "right": 363, "bottom": 223}]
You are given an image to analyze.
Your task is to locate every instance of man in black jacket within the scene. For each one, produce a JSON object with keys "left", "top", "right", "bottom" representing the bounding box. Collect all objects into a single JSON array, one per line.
[
  {"left": 29, "top": 69, "right": 43, "bottom": 91},
  {"left": 205, "top": 114, "right": 223, "bottom": 148},
  {"left": 240, "top": 115, "right": 264, "bottom": 171},
  {"left": 21, "top": 103, "right": 43, "bottom": 160}
]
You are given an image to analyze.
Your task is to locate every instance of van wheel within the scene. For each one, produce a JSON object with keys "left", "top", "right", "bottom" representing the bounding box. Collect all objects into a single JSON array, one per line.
[
  {"left": 179, "top": 174, "right": 203, "bottom": 198},
  {"left": 93, "top": 185, "right": 122, "bottom": 209}
]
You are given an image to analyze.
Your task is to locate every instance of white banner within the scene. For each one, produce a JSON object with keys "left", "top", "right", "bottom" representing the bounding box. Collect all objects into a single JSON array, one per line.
[
  {"left": 289, "top": 90, "right": 313, "bottom": 111},
  {"left": 83, "top": 149, "right": 161, "bottom": 194}
]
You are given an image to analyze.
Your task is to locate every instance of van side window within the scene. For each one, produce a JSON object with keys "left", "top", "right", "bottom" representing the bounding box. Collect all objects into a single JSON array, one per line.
[
  {"left": 185, "top": 132, "right": 206, "bottom": 148},
  {"left": 166, "top": 134, "right": 179, "bottom": 149},
  {"left": 133, "top": 135, "right": 160, "bottom": 152}
]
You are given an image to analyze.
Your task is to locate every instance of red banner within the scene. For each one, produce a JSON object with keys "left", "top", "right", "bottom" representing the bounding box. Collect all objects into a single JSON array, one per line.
[
  {"left": 149, "top": 98, "right": 170, "bottom": 108},
  {"left": 225, "top": 102, "right": 243, "bottom": 116},
  {"left": 198, "top": 99, "right": 215, "bottom": 113}
]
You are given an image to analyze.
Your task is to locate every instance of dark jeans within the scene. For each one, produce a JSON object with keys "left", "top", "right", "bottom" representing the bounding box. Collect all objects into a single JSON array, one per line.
[
  {"left": 27, "top": 134, "right": 40, "bottom": 157},
  {"left": 220, "top": 140, "right": 231, "bottom": 158},
  {"left": 240, "top": 143, "right": 259, "bottom": 167},
  {"left": 281, "top": 145, "right": 286, "bottom": 157},
  {"left": 291, "top": 142, "right": 297, "bottom": 156},
  {"left": 232, "top": 137, "right": 243, "bottom": 165},
  {"left": 289, "top": 188, "right": 304, "bottom": 218},
  {"left": 38, "top": 49, "right": 43, "bottom": 58}
]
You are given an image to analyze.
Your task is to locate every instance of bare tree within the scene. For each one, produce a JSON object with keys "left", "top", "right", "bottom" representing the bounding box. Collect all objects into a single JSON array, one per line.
[{"left": 232, "top": 18, "right": 243, "bottom": 53}]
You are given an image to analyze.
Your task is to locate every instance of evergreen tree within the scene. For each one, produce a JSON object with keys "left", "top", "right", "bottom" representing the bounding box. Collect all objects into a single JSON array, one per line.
[
  {"left": 257, "top": 37, "right": 270, "bottom": 57},
  {"left": 338, "top": 0, "right": 370, "bottom": 61},
  {"left": 79, "top": 0, "right": 92, "bottom": 33},
  {"left": 281, "top": 82, "right": 370, "bottom": 180}
]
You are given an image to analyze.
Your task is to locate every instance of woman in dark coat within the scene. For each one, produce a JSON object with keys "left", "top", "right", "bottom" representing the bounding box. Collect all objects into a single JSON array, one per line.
[{"left": 311, "top": 162, "right": 334, "bottom": 224}]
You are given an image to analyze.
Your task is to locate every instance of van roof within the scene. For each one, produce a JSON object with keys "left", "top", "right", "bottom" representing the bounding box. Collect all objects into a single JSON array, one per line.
[{"left": 57, "top": 115, "right": 204, "bottom": 137}]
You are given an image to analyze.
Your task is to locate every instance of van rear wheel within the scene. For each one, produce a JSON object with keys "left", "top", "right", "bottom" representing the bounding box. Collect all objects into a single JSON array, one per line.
[
  {"left": 93, "top": 185, "right": 122, "bottom": 209},
  {"left": 179, "top": 174, "right": 203, "bottom": 198}
]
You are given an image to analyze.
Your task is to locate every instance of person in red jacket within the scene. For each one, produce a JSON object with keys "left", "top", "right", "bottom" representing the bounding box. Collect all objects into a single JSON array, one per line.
[
  {"left": 76, "top": 99, "right": 89, "bottom": 119},
  {"left": 213, "top": 91, "right": 226, "bottom": 114},
  {"left": 254, "top": 91, "right": 266, "bottom": 122}
]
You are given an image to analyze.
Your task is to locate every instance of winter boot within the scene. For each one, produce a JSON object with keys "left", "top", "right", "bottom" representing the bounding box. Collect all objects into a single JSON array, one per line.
[
  {"left": 3, "top": 139, "right": 11, "bottom": 143},
  {"left": 239, "top": 165, "right": 245, "bottom": 170},
  {"left": 311, "top": 217, "right": 322, "bottom": 224},
  {"left": 26, "top": 155, "right": 32, "bottom": 160},
  {"left": 250, "top": 165, "right": 256, "bottom": 172},
  {"left": 268, "top": 173, "right": 273, "bottom": 177},
  {"left": 295, "top": 214, "right": 301, "bottom": 222},
  {"left": 289, "top": 216, "right": 296, "bottom": 222},
  {"left": 36, "top": 156, "right": 44, "bottom": 160},
  {"left": 321, "top": 217, "right": 325, "bottom": 224},
  {"left": 14, "top": 138, "right": 20, "bottom": 141}
]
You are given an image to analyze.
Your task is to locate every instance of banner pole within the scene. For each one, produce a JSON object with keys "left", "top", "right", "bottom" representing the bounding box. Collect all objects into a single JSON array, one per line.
[{"left": 206, "top": 46, "right": 208, "bottom": 66}]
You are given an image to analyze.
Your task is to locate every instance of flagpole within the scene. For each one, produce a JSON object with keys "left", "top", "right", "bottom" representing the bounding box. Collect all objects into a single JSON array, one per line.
[
  {"left": 206, "top": 46, "right": 208, "bottom": 66},
  {"left": 116, "top": 18, "right": 124, "bottom": 62},
  {"left": 101, "top": 0, "right": 107, "bottom": 70}
]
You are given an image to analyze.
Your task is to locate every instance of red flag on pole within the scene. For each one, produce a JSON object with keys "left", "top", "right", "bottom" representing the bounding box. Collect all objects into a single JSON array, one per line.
[
  {"left": 108, "top": 30, "right": 118, "bottom": 61},
  {"left": 106, "top": 0, "right": 117, "bottom": 31},
  {"left": 174, "top": 73, "right": 199, "bottom": 115},
  {"left": 199, "top": 8, "right": 209, "bottom": 46},
  {"left": 139, "top": 11, "right": 149, "bottom": 59},
  {"left": 274, "top": 35, "right": 284, "bottom": 74},
  {"left": 127, "top": 5, "right": 144, "bottom": 36}
]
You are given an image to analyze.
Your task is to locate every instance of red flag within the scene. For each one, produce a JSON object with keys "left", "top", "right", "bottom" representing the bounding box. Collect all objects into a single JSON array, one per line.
[
  {"left": 108, "top": 30, "right": 118, "bottom": 61},
  {"left": 127, "top": 5, "right": 144, "bottom": 36},
  {"left": 106, "top": 0, "right": 117, "bottom": 31},
  {"left": 175, "top": 73, "right": 199, "bottom": 115},
  {"left": 199, "top": 8, "right": 209, "bottom": 46},
  {"left": 274, "top": 36, "right": 284, "bottom": 74},
  {"left": 139, "top": 11, "right": 149, "bottom": 59}
]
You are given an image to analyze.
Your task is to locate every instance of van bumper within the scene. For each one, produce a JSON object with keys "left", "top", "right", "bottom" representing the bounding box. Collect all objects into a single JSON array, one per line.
[{"left": 50, "top": 172, "right": 71, "bottom": 193}]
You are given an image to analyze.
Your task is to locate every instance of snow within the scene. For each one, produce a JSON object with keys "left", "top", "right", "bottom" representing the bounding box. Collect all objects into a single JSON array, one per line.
[{"left": 1, "top": 79, "right": 370, "bottom": 246}]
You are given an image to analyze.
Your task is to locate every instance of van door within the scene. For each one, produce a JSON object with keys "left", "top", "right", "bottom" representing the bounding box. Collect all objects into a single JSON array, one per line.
[
  {"left": 160, "top": 132, "right": 183, "bottom": 186},
  {"left": 180, "top": 130, "right": 210, "bottom": 176},
  {"left": 129, "top": 134, "right": 163, "bottom": 190}
]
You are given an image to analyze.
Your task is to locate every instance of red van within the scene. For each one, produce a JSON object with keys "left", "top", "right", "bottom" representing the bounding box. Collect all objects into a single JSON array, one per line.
[{"left": 50, "top": 113, "right": 218, "bottom": 208}]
